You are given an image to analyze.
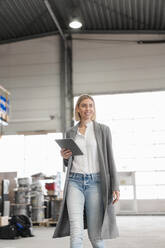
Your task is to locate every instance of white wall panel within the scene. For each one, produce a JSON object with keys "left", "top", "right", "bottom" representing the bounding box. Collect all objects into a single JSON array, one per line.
[
  {"left": 73, "top": 34, "right": 165, "bottom": 95},
  {"left": 0, "top": 36, "right": 61, "bottom": 134},
  {"left": 3, "top": 75, "right": 59, "bottom": 88}
]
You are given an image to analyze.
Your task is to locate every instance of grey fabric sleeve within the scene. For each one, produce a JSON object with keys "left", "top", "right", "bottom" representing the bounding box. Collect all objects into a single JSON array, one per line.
[
  {"left": 63, "top": 131, "right": 69, "bottom": 167},
  {"left": 106, "top": 126, "right": 120, "bottom": 191},
  {"left": 63, "top": 158, "right": 69, "bottom": 167},
  {"left": 63, "top": 130, "right": 74, "bottom": 167}
]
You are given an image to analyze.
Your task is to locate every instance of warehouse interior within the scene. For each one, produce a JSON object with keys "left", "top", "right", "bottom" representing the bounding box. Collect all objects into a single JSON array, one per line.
[{"left": 0, "top": 0, "right": 165, "bottom": 247}]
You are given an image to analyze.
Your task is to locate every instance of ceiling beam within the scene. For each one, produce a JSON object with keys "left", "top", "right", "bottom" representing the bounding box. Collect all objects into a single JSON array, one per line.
[
  {"left": 44, "top": 0, "right": 66, "bottom": 40},
  {"left": 1, "top": 29, "right": 165, "bottom": 45},
  {"left": 0, "top": 31, "right": 59, "bottom": 45},
  {"left": 70, "top": 30, "right": 165, "bottom": 35}
]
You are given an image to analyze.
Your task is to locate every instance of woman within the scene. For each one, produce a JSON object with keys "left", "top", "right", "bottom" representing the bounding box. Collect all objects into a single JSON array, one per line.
[{"left": 53, "top": 94, "right": 120, "bottom": 248}]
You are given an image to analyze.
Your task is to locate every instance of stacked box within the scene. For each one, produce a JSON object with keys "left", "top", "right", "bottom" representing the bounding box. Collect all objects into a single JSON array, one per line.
[
  {"left": 0, "top": 216, "right": 9, "bottom": 226},
  {"left": 0, "top": 85, "right": 10, "bottom": 126}
]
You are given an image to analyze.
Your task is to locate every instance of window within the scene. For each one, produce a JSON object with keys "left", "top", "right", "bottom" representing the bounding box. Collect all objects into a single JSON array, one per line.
[{"left": 0, "top": 133, "right": 64, "bottom": 187}]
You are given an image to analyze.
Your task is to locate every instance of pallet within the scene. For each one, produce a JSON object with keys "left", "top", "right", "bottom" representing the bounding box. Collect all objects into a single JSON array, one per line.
[
  {"left": 32, "top": 219, "right": 57, "bottom": 227},
  {"left": 47, "top": 219, "right": 58, "bottom": 227},
  {"left": 32, "top": 219, "right": 49, "bottom": 227}
]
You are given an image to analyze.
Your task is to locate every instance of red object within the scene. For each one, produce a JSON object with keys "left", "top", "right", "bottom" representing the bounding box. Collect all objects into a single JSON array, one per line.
[{"left": 45, "top": 183, "right": 56, "bottom": 191}]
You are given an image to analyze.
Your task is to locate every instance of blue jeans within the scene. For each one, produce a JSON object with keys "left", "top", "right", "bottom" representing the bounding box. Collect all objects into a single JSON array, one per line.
[{"left": 66, "top": 172, "right": 104, "bottom": 248}]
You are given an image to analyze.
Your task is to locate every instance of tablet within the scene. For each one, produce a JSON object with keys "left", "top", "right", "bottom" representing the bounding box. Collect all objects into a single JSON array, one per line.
[{"left": 55, "top": 138, "right": 83, "bottom": 156}]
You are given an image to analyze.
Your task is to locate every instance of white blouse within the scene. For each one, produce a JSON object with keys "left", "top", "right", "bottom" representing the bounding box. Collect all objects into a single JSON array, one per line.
[{"left": 71, "top": 121, "right": 100, "bottom": 174}]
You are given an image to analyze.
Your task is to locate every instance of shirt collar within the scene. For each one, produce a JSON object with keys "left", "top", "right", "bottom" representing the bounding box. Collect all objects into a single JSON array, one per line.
[
  {"left": 77, "top": 121, "right": 93, "bottom": 136},
  {"left": 85, "top": 121, "right": 93, "bottom": 128}
]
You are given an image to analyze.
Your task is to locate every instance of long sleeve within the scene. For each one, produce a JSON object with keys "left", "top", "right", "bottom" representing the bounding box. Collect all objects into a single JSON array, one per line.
[
  {"left": 106, "top": 127, "right": 120, "bottom": 191},
  {"left": 63, "top": 131, "right": 69, "bottom": 167}
]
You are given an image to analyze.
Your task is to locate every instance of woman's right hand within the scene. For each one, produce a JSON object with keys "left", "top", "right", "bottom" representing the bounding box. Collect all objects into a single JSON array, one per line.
[{"left": 61, "top": 148, "right": 72, "bottom": 159}]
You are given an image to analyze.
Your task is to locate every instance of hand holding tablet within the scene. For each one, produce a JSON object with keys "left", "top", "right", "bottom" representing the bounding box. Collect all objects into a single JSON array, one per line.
[
  {"left": 61, "top": 148, "right": 72, "bottom": 159},
  {"left": 55, "top": 138, "right": 83, "bottom": 156}
]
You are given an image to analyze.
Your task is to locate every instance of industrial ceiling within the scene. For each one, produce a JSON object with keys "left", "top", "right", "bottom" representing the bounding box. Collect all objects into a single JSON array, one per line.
[{"left": 0, "top": 0, "right": 165, "bottom": 44}]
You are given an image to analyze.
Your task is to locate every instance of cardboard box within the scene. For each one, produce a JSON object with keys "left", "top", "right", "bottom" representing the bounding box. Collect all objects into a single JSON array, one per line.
[{"left": 0, "top": 216, "right": 9, "bottom": 226}]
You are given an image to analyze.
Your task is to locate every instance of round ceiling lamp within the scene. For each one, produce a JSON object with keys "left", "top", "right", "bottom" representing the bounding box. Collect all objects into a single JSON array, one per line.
[{"left": 69, "top": 19, "right": 82, "bottom": 29}]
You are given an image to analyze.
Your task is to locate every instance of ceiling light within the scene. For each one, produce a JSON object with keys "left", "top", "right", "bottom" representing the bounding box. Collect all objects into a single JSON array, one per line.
[{"left": 69, "top": 19, "right": 82, "bottom": 29}]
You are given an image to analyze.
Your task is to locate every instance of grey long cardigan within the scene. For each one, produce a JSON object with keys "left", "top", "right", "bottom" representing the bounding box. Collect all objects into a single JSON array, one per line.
[{"left": 53, "top": 121, "right": 119, "bottom": 239}]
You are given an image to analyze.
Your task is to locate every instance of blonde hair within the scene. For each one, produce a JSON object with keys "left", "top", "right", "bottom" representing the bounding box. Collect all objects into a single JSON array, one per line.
[{"left": 75, "top": 94, "right": 96, "bottom": 121}]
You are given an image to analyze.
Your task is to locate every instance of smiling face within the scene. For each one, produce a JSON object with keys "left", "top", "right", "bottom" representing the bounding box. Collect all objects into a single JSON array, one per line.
[{"left": 77, "top": 98, "right": 95, "bottom": 121}]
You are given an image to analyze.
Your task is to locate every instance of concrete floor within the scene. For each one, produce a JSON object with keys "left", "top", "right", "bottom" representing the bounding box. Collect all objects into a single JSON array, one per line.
[{"left": 0, "top": 216, "right": 165, "bottom": 248}]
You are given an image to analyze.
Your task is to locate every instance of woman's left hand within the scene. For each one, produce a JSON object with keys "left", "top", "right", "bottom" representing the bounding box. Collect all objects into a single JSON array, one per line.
[{"left": 112, "top": 191, "right": 120, "bottom": 204}]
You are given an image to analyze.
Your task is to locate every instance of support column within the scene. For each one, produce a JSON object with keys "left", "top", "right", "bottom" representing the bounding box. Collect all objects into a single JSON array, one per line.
[
  {"left": 60, "top": 35, "right": 74, "bottom": 135},
  {"left": 44, "top": 0, "right": 73, "bottom": 134}
]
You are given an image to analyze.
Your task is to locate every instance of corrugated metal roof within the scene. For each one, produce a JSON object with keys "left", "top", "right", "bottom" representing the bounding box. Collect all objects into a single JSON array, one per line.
[{"left": 0, "top": 0, "right": 165, "bottom": 44}]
